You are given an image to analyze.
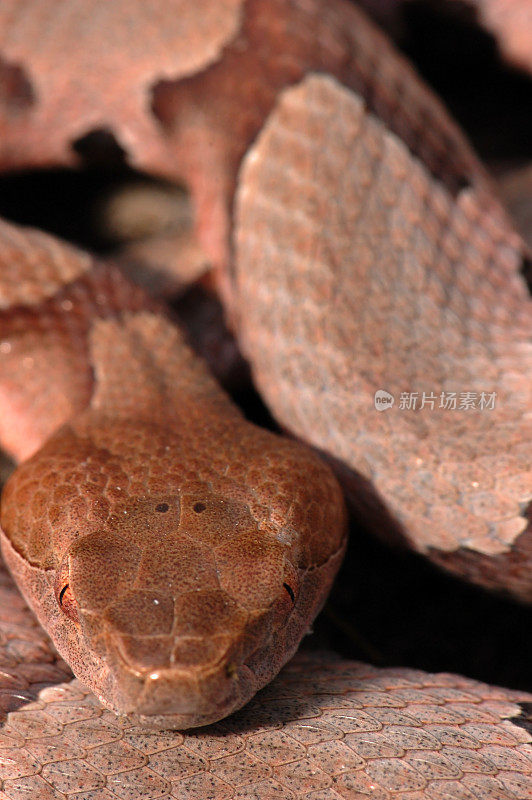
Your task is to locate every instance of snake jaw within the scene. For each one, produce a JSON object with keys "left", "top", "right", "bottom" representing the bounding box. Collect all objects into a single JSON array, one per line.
[{"left": 107, "top": 656, "right": 249, "bottom": 726}]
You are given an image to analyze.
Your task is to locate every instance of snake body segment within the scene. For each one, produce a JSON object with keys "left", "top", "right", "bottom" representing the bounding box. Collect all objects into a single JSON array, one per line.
[
  {"left": 235, "top": 73, "right": 532, "bottom": 599},
  {"left": 0, "top": 561, "right": 531, "bottom": 800},
  {"left": 1, "top": 0, "right": 526, "bottom": 597},
  {"left": 0, "top": 0, "right": 529, "bottom": 796},
  {"left": 0, "top": 231, "right": 346, "bottom": 728}
]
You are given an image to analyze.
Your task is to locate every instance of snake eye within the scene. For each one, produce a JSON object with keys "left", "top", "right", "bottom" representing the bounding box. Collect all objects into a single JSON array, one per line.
[
  {"left": 55, "top": 582, "right": 80, "bottom": 623},
  {"left": 54, "top": 566, "right": 80, "bottom": 624},
  {"left": 283, "top": 582, "right": 296, "bottom": 604}
]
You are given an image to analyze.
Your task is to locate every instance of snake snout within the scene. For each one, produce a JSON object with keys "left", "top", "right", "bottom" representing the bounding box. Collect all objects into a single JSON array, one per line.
[
  {"left": 116, "top": 660, "right": 246, "bottom": 724},
  {"left": 97, "top": 587, "right": 271, "bottom": 726}
]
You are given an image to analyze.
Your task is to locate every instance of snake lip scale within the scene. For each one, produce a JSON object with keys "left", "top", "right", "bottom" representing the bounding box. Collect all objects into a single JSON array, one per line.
[{"left": 0, "top": 1, "right": 530, "bottom": 796}]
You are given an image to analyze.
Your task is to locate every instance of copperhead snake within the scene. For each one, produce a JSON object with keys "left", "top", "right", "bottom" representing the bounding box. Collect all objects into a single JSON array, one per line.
[{"left": 0, "top": 0, "right": 531, "bottom": 797}]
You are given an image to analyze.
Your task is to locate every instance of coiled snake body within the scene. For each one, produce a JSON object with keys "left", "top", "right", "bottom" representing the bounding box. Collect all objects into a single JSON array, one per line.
[{"left": 0, "top": 0, "right": 531, "bottom": 797}]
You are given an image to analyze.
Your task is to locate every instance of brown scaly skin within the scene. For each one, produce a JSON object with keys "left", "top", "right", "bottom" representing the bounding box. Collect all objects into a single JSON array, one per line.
[
  {"left": 0, "top": 233, "right": 346, "bottom": 728},
  {"left": 0, "top": 0, "right": 529, "bottom": 764},
  {"left": 0, "top": 0, "right": 529, "bottom": 601},
  {"left": 0, "top": 563, "right": 531, "bottom": 800},
  {"left": 0, "top": 0, "right": 499, "bottom": 315},
  {"left": 234, "top": 73, "right": 532, "bottom": 600}
]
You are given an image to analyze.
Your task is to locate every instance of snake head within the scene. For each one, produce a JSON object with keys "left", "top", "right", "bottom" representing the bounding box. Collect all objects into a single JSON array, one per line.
[
  {"left": 1, "top": 426, "right": 347, "bottom": 729},
  {"left": 55, "top": 492, "right": 303, "bottom": 726}
]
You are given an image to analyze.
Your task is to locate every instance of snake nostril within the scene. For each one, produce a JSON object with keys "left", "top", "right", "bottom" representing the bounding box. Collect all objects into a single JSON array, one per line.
[
  {"left": 59, "top": 584, "right": 69, "bottom": 605},
  {"left": 155, "top": 503, "right": 169, "bottom": 513},
  {"left": 193, "top": 502, "right": 206, "bottom": 513}
]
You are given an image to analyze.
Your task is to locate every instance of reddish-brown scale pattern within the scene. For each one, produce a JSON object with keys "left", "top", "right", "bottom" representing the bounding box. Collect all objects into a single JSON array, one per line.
[
  {"left": 0, "top": 562, "right": 530, "bottom": 800},
  {"left": 0, "top": 0, "right": 529, "bottom": 795},
  {"left": 235, "top": 74, "right": 531, "bottom": 599},
  {"left": 150, "top": 0, "right": 499, "bottom": 308},
  {"left": 0, "top": 258, "right": 151, "bottom": 463},
  {"left": 430, "top": 510, "right": 532, "bottom": 599},
  {"left": 0, "top": 0, "right": 243, "bottom": 171},
  {"left": 0, "top": 220, "right": 346, "bottom": 729},
  {"left": 0, "top": 0, "right": 498, "bottom": 314}
]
